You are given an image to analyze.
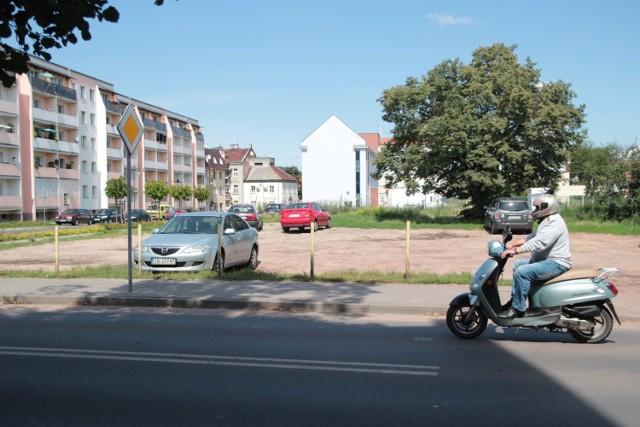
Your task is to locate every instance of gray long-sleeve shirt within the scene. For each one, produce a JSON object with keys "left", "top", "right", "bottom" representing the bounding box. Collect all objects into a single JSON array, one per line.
[{"left": 521, "top": 213, "right": 572, "bottom": 269}]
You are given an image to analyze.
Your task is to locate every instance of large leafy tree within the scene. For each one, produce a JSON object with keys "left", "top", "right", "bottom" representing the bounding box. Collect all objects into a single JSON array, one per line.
[
  {"left": 374, "top": 43, "right": 586, "bottom": 217},
  {"left": 0, "top": 0, "right": 166, "bottom": 88}
]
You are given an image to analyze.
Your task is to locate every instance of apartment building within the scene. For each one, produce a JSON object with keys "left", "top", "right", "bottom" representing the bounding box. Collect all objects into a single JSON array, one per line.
[
  {"left": 0, "top": 56, "right": 205, "bottom": 221},
  {"left": 204, "top": 147, "right": 229, "bottom": 211}
]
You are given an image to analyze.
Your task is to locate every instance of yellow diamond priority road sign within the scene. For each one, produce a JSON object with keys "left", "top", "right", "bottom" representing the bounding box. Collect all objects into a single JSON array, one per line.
[{"left": 117, "top": 104, "right": 143, "bottom": 154}]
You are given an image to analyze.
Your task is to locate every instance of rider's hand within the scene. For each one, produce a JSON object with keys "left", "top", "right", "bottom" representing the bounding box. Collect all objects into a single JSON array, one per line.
[{"left": 500, "top": 249, "right": 516, "bottom": 259}]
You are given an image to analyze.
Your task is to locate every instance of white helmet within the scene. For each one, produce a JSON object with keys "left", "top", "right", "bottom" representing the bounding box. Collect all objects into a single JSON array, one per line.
[{"left": 531, "top": 194, "right": 559, "bottom": 220}]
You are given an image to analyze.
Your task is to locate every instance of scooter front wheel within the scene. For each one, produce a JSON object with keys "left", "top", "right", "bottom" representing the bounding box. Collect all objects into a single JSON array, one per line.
[{"left": 446, "top": 304, "right": 488, "bottom": 339}]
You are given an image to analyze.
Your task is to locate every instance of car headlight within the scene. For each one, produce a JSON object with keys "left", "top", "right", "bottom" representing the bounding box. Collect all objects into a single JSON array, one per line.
[{"left": 182, "top": 245, "right": 211, "bottom": 255}]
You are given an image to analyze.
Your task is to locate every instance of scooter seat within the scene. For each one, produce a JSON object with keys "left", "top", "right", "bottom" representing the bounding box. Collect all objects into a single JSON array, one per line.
[{"left": 541, "top": 269, "right": 599, "bottom": 286}]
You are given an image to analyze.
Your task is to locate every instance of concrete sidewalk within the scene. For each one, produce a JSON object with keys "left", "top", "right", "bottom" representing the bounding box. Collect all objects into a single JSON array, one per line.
[
  {"left": 0, "top": 277, "right": 636, "bottom": 322},
  {"left": 0, "top": 277, "right": 471, "bottom": 315}
]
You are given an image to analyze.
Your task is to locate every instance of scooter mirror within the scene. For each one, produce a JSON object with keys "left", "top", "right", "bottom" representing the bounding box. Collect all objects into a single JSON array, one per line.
[{"left": 503, "top": 225, "right": 513, "bottom": 245}]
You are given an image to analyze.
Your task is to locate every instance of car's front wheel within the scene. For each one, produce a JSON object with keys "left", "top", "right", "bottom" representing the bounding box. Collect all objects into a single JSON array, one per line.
[
  {"left": 212, "top": 251, "right": 225, "bottom": 272},
  {"left": 73, "top": 219, "right": 79, "bottom": 226},
  {"left": 247, "top": 245, "right": 258, "bottom": 270}
]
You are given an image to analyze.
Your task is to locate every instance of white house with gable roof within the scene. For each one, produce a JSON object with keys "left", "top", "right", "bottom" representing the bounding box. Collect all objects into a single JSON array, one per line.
[{"left": 300, "top": 115, "right": 377, "bottom": 207}]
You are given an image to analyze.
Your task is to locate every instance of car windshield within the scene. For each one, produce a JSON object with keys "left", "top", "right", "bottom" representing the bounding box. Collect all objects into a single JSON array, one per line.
[
  {"left": 230, "top": 206, "right": 254, "bottom": 214},
  {"left": 95, "top": 209, "right": 109, "bottom": 215},
  {"left": 498, "top": 201, "right": 529, "bottom": 212},
  {"left": 158, "top": 216, "right": 221, "bottom": 234}
]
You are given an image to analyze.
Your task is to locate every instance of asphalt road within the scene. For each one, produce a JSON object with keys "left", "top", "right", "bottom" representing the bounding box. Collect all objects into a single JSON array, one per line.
[{"left": 1, "top": 305, "right": 638, "bottom": 426}]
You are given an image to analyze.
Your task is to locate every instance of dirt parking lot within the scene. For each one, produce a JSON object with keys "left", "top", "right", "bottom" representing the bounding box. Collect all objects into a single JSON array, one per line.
[{"left": 1, "top": 223, "right": 638, "bottom": 288}]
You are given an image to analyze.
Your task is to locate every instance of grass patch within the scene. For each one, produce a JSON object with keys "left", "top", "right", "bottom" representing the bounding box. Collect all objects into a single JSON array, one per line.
[{"left": 0, "top": 264, "right": 479, "bottom": 285}]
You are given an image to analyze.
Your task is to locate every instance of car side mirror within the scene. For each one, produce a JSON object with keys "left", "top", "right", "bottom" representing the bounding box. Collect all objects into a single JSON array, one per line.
[
  {"left": 152, "top": 228, "right": 160, "bottom": 234},
  {"left": 224, "top": 228, "right": 236, "bottom": 235}
]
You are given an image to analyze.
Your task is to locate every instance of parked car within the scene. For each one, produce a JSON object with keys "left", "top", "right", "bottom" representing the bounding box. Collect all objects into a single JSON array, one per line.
[
  {"left": 280, "top": 202, "right": 331, "bottom": 232},
  {"left": 146, "top": 204, "right": 174, "bottom": 221},
  {"left": 55, "top": 208, "right": 94, "bottom": 226},
  {"left": 228, "top": 204, "right": 263, "bottom": 231},
  {"left": 484, "top": 197, "right": 533, "bottom": 234},
  {"left": 92, "top": 208, "right": 123, "bottom": 224},
  {"left": 263, "top": 203, "right": 286, "bottom": 214},
  {"left": 132, "top": 212, "right": 259, "bottom": 272},
  {"left": 128, "top": 209, "right": 152, "bottom": 222},
  {"left": 170, "top": 208, "right": 185, "bottom": 219}
]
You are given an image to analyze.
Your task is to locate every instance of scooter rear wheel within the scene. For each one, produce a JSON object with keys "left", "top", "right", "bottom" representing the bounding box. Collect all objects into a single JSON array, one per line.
[
  {"left": 568, "top": 306, "right": 614, "bottom": 344},
  {"left": 446, "top": 304, "right": 487, "bottom": 339}
]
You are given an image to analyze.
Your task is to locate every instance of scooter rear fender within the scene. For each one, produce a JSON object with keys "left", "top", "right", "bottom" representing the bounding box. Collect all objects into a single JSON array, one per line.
[{"left": 531, "top": 278, "right": 618, "bottom": 308}]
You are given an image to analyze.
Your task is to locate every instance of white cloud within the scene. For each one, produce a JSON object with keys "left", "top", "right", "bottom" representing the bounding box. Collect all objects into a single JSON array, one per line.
[{"left": 426, "top": 13, "right": 473, "bottom": 26}]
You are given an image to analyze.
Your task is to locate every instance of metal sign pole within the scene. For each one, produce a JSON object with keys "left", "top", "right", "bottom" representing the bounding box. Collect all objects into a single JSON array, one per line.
[
  {"left": 116, "top": 104, "right": 144, "bottom": 294},
  {"left": 127, "top": 151, "right": 133, "bottom": 292}
]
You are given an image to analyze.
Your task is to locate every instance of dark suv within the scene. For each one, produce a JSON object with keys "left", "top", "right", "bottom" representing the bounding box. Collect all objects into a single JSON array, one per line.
[
  {"left": 92, "top": 208, "right": 124, "bottom": 224},
  {"left": 484, "top": 197, "right": 533, "bottom": 234}
]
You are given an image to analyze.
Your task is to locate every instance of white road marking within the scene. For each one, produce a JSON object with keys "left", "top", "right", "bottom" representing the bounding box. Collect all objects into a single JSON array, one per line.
[{"left": 0, "top": 346, "right": 440, "bottom": 376}]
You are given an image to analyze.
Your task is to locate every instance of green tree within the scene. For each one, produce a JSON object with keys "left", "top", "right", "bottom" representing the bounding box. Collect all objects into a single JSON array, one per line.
[
  {"left": 280, "top": 166, "right": 302, "bottom": 200},
  {"left": 105, "top": 176, "right": 127, "bottom": 219},
  {"left": 569, "top": 143, "right": 624, "bottom": 198},
  {"left": 374, "top": 43, "right": 586, "bottom": 217},
  {"left": 144, "top": 179, "right": 169, "bottom": 206},
  {"left": 0, "top": 0, "right": 166, "bottom": 88},
  {"left": 169, "top": 184, "right": 192, "bottom": 210},
  {"left": 193, "top": 186, "right": 210, "bottom": 209}
]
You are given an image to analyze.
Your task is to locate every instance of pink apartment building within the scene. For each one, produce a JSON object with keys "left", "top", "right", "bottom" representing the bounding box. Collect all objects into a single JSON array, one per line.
[{"left": 0, "top": 56, "right": 205, "bottom": 221}]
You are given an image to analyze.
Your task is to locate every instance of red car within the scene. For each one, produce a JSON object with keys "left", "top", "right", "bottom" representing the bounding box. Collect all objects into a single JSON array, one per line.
[
  {"left": 55, "top": 208, "right": 94, "bottom": 226},
  {"left": 280, "top": 202, "right": 331, "bottom": 232}
]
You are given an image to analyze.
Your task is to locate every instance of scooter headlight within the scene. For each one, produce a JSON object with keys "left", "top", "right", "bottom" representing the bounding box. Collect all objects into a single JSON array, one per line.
[{"left": 487, "top": 240, "right": 504, "bottom": 257}]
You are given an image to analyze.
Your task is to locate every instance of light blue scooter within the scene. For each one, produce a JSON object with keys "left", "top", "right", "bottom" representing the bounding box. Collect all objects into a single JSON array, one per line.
[{"left": 446, "top": 226, "right": 621, "bottom": 343}]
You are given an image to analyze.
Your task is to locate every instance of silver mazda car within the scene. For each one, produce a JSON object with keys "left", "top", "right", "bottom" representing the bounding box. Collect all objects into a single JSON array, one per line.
[{"left": 133, "top": 212, "right": 259, "bottom": 272}]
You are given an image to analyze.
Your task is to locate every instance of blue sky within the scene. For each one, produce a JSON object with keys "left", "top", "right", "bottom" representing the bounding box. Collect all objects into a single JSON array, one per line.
[{"left": 37, "top": 0, "right": 640, "bottom": 167}]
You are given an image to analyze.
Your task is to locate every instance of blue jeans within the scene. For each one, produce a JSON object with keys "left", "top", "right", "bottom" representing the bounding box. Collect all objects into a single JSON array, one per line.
[{"left": 511, "top": 259, "right": 569, "bottom": 312}]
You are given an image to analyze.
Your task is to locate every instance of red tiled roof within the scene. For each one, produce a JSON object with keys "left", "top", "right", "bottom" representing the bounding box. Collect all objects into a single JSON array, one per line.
[
  {"left": 225, "top": 147, "right": 255, "bottom": 163},
  {"left": 358, "top": 133, "right": 380, "bottom": 153}
]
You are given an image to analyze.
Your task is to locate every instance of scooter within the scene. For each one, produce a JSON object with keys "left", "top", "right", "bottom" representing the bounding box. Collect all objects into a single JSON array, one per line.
[{"left": 446, "top": 226, "right": 621, "bottom": 343}]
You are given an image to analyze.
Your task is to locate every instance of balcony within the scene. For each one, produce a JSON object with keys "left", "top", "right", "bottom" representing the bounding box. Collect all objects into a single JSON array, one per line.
[
  {"left": 107, "top": 147, "right": 122, "bottom": 159},
  {"left": 104, "top": 100, "right": 123, "bottom": 115},
  {"left": 31, "top": 78, "right": 77, "bottom": 101},
  {"left": 0, "top": 195, "right": 21, "bottom": 209},
  {"left": 107, "top": 124, "right": 119, "bottom": 135},
  {"left": 107, "top": 171, "right": 120, "bottom": 181},
  {"left": 0, "top": 131, "right": 19, "bottom": 147},
  {"left": 0, "top": 163, "right": 20, "bottom": 177},
  {"left": 196, "top": 133, "right": 204, "bottom": 142},
  {"left": 0, "top": 99, "right": 18, "bottom": 116},
  {"left": 33, "top": 137, "right": 79, "bottom": 155},
  {"left": 33, "top": 107, "right": 57, "bottom": 123},
  {"left": 57, "top": 112, "right": 78, "bottom": 128},
  {"left": 58, "top": 168, "right": 79, "bottom": 180}
]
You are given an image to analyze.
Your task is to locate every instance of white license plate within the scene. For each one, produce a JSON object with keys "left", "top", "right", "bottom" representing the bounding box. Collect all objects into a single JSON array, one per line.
[
  {"left": 289, "top": 213, "right": 300, "bottom": 218},
  {"left": 509, "top": 215, "right": 521, "bottom": 219},
  {"left": 151, "top": 258, "right": 176, "bottom": 265}
]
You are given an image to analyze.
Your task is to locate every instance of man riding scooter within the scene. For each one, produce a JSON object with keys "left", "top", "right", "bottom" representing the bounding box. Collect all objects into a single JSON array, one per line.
[{"left": 498, "top": 194, "right": 572, "bottom": 319}]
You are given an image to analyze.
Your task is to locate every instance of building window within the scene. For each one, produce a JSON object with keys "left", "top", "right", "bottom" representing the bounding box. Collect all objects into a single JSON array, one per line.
[
  {"left": 82, "top": 161, "right": 87, "bottom": 173},
  {"left": 91, "top": 138, "right": 96, "bottom": 150},
  {"left": 269, "top": 185, "right": 274, "bottom": 193},
  {"left": 81, "top": 111, "right": 86, "bottom": 124},
  {"left": 82, "top": 185, "right": 88, "bottom": 198},
  {"left": 232, "top": 169, "right": 238, "bottom": 178},
  {"left": 81, "top": 136, "right": 87, "bottom": 149},
  {"left": 63, "top": 193, "right": 69, "bottom": 205},
  {"left": 80, "top": 86, "right": 85, "bottom": 99},
  {"left": 89, "top": 89, "right": 95, "bottom": 102},
  {"left": 92, "top": 186, "right": 97, "bottom": 198},
  {"left": 58, "top": 105, "right": 64, "bottom": 114},
  {"left": 107, "top": 163, "right": 112, "bottom": 172},
  {"left": 251, "top": 185, "right": 256, "bottom": 193},
  {"left": 233, "top": 184, "right": 238, "bottom": 194},
  {"left": 33, "top": 99, "right": 40, "bottom": 109},
  {"left": 90, "top": 113, "right": 95, "bottom": 125},
  {"left": 91, "top": 162, "right": 96, "bottom": 173}
]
